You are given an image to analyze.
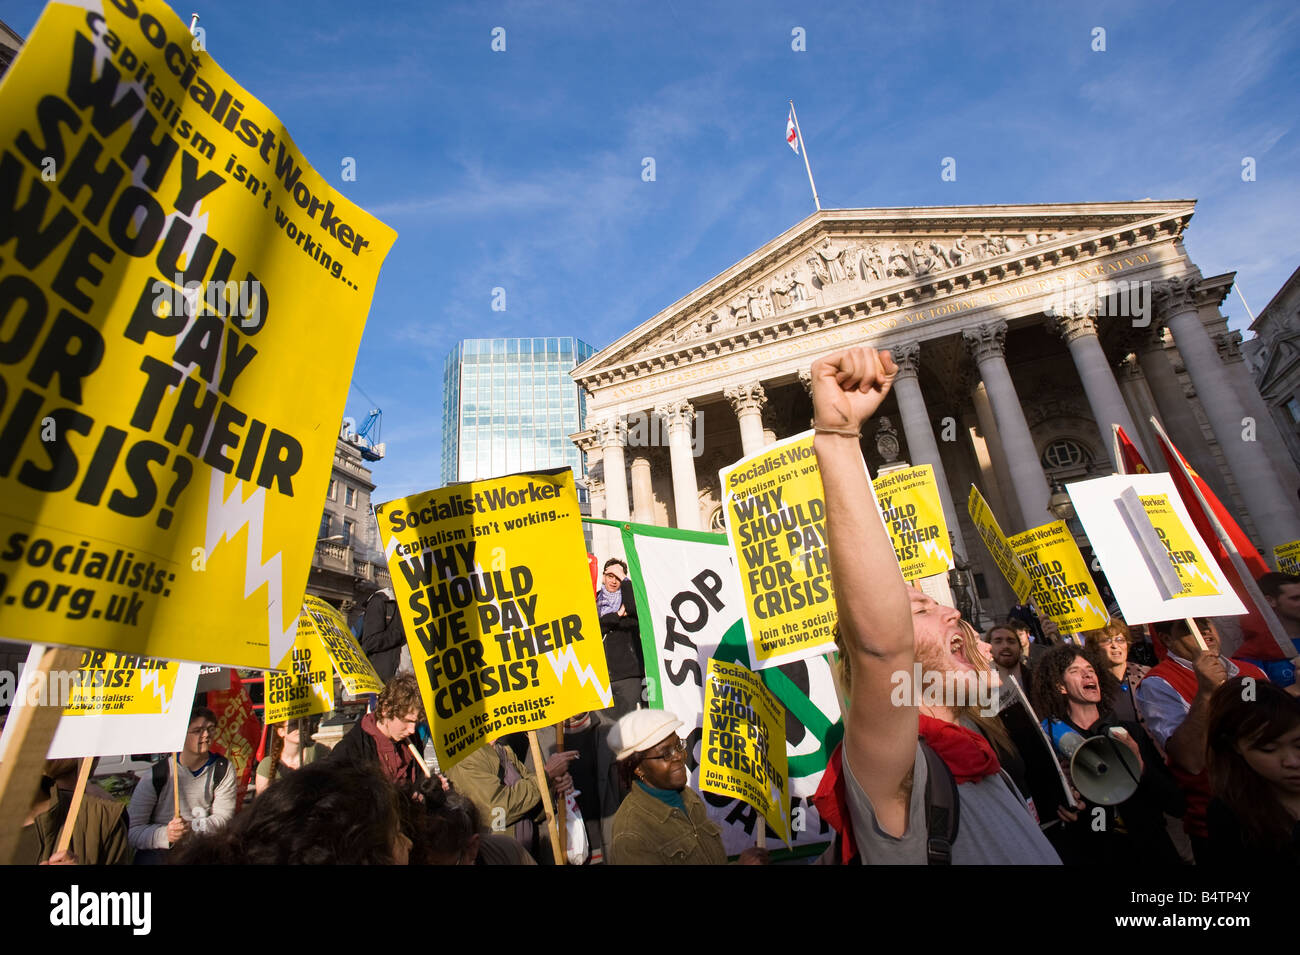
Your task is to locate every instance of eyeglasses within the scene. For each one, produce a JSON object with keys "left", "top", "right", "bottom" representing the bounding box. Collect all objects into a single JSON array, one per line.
[
  {"left": 189, "top": 725, "right": 218, "bottom": 737},
  {"left": 642, "top": 738, "right": 688, "bottom": 763},
  {"left": 1099, "top": 636, "right": 1129, "bottom": 646}
]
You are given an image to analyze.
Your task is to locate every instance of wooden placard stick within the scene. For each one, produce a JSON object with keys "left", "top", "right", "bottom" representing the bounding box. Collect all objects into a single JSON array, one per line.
[
  {"left": 755, "top": 825, "right": 766, "bottom": 850},
  {"left": 1183, "top": 617, "right": 1211, "bottom": 656},
  {"left": 554, "top": 721, "right": 566, "bottom": 840},
  {"left": 172, "top": 754, "right": 181, "bottom": 818},
  {"left": 0, "top": 646, "right": 83, "bottom": 865},
  {"left": 55, "top": 756, "right": 94, "bottom": 856},
  {"left": 407, "top": 742, "right": 432, "bottom": 777},
  {"left": 527, "top": 729, "right": 564, "bottom": 865}
]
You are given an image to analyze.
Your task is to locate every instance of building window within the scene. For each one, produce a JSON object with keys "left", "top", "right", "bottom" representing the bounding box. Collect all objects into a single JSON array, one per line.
[
  {"left": 327, "top": 478, "right": 337, "bottom": 501},
  {"left": 342, "top": 519, "right": 355, "bottom": 546},
  {"left": 319, "top": 514, "right": 332, "bottom": 539},
  {"left": 1040, "top": 439, "right": 1091, "bottom": 471},
  {"left": 1287, "top": 397, "right": 1300, "bottom": 424},
  {"left": 345, "top": 486, "right": 356, "bottom": 508}
]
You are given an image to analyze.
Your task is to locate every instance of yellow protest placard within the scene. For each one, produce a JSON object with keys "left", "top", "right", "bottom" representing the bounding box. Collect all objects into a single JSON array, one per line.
[
  {"left": 872, "top": 465, "right": 953, "bottom": 580},
  {"left": 297, "top": 595, "right": 383, "bottom": 696},
  {"left": 722, "top": 432, "right": 836, "bottom": 670},
  {"left": 1275, "top": 540, "right": 1300, "bottom": 576},
  {"left": 376, "top": 470, "right": 610, "bottom": 771},
  {"left": 967, "top": 487, "right": 1034, "bottom": 602},
  {"left": 63, "top": 649, "right": 188, "bottom": 717},
  {"left": 700, "top": 658, "right": 790, "bottom": 844},
  {"left": 0, "top": 1, "right": 396, "bottom": 670},
  {"left": 264, "top": 599, "right": 340, "bottom": 724},
  {"left": 1008, "top": 521, "right": 1109, "bottom": 633},
  {"left": 1139, "top": 494, "right": 1220, "bottom": 596}
]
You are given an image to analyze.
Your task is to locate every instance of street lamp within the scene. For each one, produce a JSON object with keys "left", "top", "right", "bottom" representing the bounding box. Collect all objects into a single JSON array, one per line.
[
  {"left": 317, "top": 534, "right": 344, "bottom": 544},
  {"left": 1047, "top": 482, "right": 1075, "bottom": 523}
]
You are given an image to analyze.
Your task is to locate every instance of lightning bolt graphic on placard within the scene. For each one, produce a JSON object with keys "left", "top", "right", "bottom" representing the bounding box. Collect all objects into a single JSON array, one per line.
[
  {"left": 1075, "top": 595, "right": 1109, "bottom": 624},
  {"left": 545, "top": 645, "right": 613, "bottom": 707},
  {"left": 139, "top": 668, "right": 171, "bottom": 712},
  {"left": 919, "top": 536, "right": 953, "bottom": 569},
  {"left": 1184, "top": 560, "right": 1218, "bottom": 589},
  {"left": 205, "top": 471, "right": 297, "bottom": 667},
  {"left": 311, "top": 680, "right": 334, "bottom": 710}
]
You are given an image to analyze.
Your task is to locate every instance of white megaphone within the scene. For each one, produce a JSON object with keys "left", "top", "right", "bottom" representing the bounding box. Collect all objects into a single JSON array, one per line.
[{"left": 1056, "top": 728, "right": 1141, "bottom": 806}]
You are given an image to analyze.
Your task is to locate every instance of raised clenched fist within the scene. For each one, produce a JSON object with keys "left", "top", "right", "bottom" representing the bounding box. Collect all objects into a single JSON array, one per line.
[{"left": 810, "top": 347, "right": 898, "bottom": 435}]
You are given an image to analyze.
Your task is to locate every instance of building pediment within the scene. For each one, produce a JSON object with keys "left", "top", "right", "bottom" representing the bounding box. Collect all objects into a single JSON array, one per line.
[
  {"left": 574, "top": 200, "right": 1195, "bottom": 390},
  {"left": 1255, "top": 332, "right": 1300, "bottom": 394}
]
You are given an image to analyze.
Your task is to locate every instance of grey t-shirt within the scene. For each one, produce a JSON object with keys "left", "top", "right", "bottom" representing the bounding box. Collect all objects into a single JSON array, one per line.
[{"left": 843, "top": 743, "right": 1061, "bottom": 865}]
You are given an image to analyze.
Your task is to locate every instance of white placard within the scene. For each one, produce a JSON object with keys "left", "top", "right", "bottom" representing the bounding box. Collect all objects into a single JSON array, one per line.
[
  {"left": 1066, "top": 473, "right": 1246, "bottom": 625},
  {"left": 0, "top": 645, "right": 200, "bottom": 761}
]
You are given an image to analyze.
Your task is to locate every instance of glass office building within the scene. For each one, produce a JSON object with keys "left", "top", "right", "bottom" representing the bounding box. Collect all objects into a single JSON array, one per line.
[{"left": 441, "top": 337, "right": 596, "bottom": 495}]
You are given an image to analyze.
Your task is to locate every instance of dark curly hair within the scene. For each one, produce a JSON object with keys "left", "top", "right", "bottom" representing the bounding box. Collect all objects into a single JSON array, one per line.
[
  {"left": 174, "top": 762, "right": 404, "bottom": 864},
  {"left": 1207, "top": 676, "right": 1300, "bottom": 854},
  {"left": 1031, "top": 643, "right": 1119, "bottom": 725},
  {"left": 401, "top": 775, "right": 482, "bottom": 864}
]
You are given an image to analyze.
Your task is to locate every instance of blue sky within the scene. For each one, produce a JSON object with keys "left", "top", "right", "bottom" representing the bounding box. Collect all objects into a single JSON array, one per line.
[{"left": 8, "top": 0, "right": 1300, "bottom": 502}]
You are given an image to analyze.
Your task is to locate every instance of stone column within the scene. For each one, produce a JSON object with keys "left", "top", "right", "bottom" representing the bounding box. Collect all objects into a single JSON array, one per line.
[
  {"left": 655, "top": 400, "right": 702, "bottom": 531},
  {"left": 594, "top": 417, "right": 629, "bottom": 521},
  {"left": 1045, "top": 302, "right": 1148, "bottom": 468},
  {"left": 725, "top": 381, "right": 768, "bottom": 457},
  {"left": 891, "top": 342, "right": 963, "bottom": 549},
  {"left": 963, "top": 320, "right": 1051, "bottom": 531},
  {"left": 969, "top": 388, "right": 1015, "bottom": 528},
  {"left": 1216, "top": 329, "right": 1300, "bottom": 491},
  {"left": 1134, "top": 327, "right": 1231, "bottom": 499},
  {"left": 1156, "top": 277, "right": 1300, "bottom": 553},
  {"left": 1114, "top": 357, "right": 1163, "bottom": 469},
  {"left": 629, "top": 455, "right": 656, "bottom": 524}
]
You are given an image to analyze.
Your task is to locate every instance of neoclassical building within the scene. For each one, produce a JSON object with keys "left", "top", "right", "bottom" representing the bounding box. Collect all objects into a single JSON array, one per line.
[{"left": 571, "top": 202, "right": 1300, "bottom": 618}]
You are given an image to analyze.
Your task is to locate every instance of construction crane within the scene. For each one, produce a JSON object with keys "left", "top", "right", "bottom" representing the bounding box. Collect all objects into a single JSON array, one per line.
[{"left": 342, "top": 383, "right": 385, "bottom": 462}]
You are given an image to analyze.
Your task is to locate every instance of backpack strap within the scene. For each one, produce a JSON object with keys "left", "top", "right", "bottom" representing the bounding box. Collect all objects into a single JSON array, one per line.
[
  {"left": 920, "top": 738, "right": 959, "bottom": 865},
  {"left": 151, "top": 757, "right": 170, "bottom": 795}
]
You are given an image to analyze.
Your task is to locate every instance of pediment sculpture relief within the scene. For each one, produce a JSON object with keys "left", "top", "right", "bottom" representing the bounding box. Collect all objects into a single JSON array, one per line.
[{"left": 644, "top": 230, "right": 1072, "bottom": 350}]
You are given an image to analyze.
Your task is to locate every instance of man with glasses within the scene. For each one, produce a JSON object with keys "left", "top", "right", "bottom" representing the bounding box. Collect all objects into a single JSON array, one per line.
[
  {"left": 127, "top": 707, "right": 236, "bottom": 862},
  {"left": 1137, "top": 617, "right": 1267, "bottom": 862},
  {"left": 606, "top": 710, "right": 766, "bottom": 865}
]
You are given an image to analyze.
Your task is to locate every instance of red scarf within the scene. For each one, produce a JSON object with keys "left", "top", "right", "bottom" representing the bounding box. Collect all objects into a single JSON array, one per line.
[
  {"left": 812, "top": 715, "right": 1001, "bottom": 863},
  {"left": 361, "top": 712, "right": 412, "bottom": 783}
]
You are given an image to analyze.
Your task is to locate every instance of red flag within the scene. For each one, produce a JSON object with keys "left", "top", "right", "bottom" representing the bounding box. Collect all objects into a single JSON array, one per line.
[
  {"left": 1113, "top": 425, "right": 1151, "bottom": 475},
  {"left": 1151, "top": 424, "right": 1281, "bottom": 659},
  {"left": 207, "top": 670, "right": 264, "bottom": 810}
]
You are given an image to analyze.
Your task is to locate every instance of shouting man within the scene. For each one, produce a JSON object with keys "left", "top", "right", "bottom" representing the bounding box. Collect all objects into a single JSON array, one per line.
[{"left": 810, "top": 346, "right": 1058, "bottom": 864}]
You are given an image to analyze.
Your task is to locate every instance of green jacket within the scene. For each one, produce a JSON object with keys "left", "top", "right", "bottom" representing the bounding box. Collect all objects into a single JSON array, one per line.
[
  {"left": 610, "top": 783, "right": 727, "bottom": 865},
  {"left": 28, "top": 786, "right": 131, "bottom": 865},
  {"left": 446, "top": 744, "right": 543, "bottom": 831}
]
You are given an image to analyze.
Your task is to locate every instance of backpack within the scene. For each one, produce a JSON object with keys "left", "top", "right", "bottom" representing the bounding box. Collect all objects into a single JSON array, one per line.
[
  {"left": 826, "top": 738, "right": 960, "bottom": 865},
  {"left": 152, "top": 754, "right": 229, "bottom": 795}
]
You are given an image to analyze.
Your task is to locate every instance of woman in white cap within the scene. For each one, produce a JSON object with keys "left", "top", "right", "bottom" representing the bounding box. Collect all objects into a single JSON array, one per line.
[{"left": 607, "top": 710, "right": 766, "bottom": 865}]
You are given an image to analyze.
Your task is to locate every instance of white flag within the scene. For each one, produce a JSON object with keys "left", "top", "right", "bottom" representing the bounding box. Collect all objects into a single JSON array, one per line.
[{"left": 786, "top": 110, "right": 799, "bottom": 153}]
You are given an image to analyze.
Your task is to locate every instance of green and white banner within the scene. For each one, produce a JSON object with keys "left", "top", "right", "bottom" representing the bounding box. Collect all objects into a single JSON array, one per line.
[{"left": 587, "top": 519, "right": 842, "bottom": 858}]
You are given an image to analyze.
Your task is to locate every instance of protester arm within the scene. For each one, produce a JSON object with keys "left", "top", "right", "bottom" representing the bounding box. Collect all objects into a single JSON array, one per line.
[
  {"left": 446, "top": 746, "right": 541, "bottom": 828},
  {"left": 810, "top": 348, "right": 917, "bottom": 835},
  {"left": 126, "top": 775, "right": 169, "bottom": 851},
  {"left": 1134, "top": 676, "right": 1184, "bottom": 752},
  {"left": 1164, "top": 692, "right": 1214, "bottom": 776}
]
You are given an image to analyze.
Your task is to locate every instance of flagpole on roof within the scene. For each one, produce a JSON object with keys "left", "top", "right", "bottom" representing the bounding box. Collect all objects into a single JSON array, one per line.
[{"left": 789, "top": 100, "right": 821, "bottom": 212}]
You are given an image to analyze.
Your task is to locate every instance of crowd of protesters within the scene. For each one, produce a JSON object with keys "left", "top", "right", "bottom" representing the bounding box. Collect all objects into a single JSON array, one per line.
[{"left": 12, "top": 344, "right": 1300, "bottom": 866}]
